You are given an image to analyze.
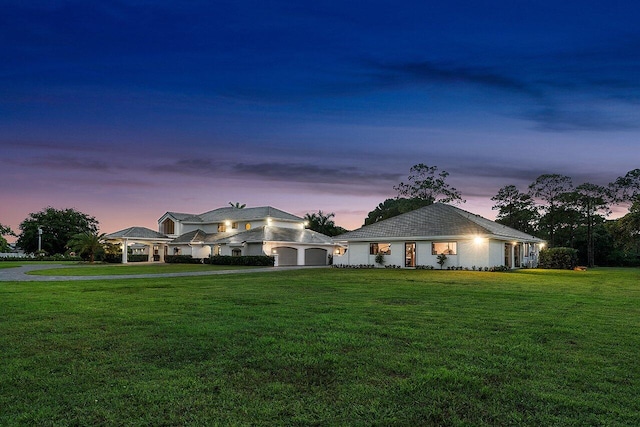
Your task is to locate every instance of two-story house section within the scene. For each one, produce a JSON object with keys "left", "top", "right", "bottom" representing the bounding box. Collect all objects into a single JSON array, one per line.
[{"left": 107, "top": 206, "right": 338, "bottom": 266}]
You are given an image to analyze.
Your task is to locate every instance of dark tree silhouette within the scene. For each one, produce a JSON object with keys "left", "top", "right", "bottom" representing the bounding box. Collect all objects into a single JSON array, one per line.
[
  {"left": 17, "top": 207, "right": 99, "bottom": 255},
  {"left": 528, "top": 174, "right": 573, "bottom": 247},
  {"left": 491, "top": 185, "right": 538, "bottom": 234},
  {"left": 394, "top": 164, "right": 464, "bottom": 204}
]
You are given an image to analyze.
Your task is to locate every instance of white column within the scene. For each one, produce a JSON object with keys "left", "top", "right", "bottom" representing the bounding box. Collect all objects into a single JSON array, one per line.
[
  {"left": 122, "top": 239, "right": 128, "bottom": 264},
  {"left": 297, "top": 247, "right": 305, "bottom": 266}
]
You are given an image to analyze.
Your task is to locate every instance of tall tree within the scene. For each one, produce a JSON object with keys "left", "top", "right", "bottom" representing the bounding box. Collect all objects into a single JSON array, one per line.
[
  {"left": 609, "top": 200, "right": 640, "bottom": 254},
  {"left": 528, "top": 174, "right": 573, "bottom": 246},
  {"left": 570, "top": 183, "right": 613, "bottom": 267},
  {"left": 612, "top": 168, "right": 640, "bottom": 203},
  {"left": 490, "top": 185, "right": 538, "bottom": 234},
  {"left": 394, "top": 164, "right": 464, "bottom": 204},
  {"left": 364, "top": 198, "right": 432, "bottom": 225},
  {"left": 0, "top": 223, "right": 16, "bottom": 253},
  {"left": 304, "top": 211, "right": 347, "bottom": 237},
  {"left": 549, "top": 194, "right": 582, "bottom": 248},
  {"left": 67, "top": 232, "right": 106, "bottom": 263},
  {"left": 17, "top": 207, "right": 99, "bottom": 255}
]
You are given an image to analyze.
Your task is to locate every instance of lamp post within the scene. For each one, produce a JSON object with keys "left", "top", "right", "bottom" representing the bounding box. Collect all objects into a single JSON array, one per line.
[{"left": 37, "top": 227, "right": 42, "bottom": 254}]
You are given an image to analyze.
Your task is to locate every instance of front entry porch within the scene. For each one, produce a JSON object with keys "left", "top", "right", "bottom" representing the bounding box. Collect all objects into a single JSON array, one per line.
[{"left": 104, "top": 227, "right": 173, "bottom": 264}]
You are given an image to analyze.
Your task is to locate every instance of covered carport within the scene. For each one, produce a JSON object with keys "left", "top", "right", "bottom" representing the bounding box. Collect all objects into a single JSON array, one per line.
[{"left": 104, "top": 227, "right": 173, "bottom": 263}]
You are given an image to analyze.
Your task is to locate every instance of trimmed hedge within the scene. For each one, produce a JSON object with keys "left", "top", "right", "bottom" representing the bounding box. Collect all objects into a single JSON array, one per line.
[
  {"left": 128, "top": 254, "right": 150, "bottom": 263},
  {"left": 102, "top": 254, "right": 150, "bottom": 263},
  {"left": 206, "top": 255, "right": 274, "bottom": 266},
  {"left": 165, "top": 255, "right": 204, "bottom": 264},
  {"left": 539, "top": 247, "right": 579, "bottom": 270}
]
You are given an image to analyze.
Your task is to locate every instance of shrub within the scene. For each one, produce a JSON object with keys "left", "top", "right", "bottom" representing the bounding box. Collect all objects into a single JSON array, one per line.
[
  {"left": 103, "top": 254, "right": 121, "bottom": 264},
  {"left": 165, "top": 255, "right": 203, "bottom": 264},
  {"left": 332, "top": 264, "right": 375, "bottom": 269},
  {"left": 206, "top": 255, "right": 274, "bottom": 266},
  {"left": 374, "top": 253, "right": 385, "bottom": 266},
  {"left": 538, "top": 247, "right": 579, "bottom": 270}
]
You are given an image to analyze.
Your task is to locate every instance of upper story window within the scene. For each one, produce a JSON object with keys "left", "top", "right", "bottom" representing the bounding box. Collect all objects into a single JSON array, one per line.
[
  {"left": 232, "top": 222, "right": 238, "bottom": 229},
  {"left": 432, "top": 242, "right": 457, "bottom": 255},
  {"left": 245, "top": 223, "right": 251, "bottom": 230},
  {"left": 217, "top": 224, "right": 226, "bottom": 232},
  {"left": 162, "top": 218, "right": 175, "bottom": 235}
]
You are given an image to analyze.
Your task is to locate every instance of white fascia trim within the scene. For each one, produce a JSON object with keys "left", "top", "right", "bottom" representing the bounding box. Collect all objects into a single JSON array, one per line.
[
  {"left": 268, "top": 241, "right": 336, "bottom": 247},
  {"left": 333, "top": 235, "right": 483, "bottom": 243}
]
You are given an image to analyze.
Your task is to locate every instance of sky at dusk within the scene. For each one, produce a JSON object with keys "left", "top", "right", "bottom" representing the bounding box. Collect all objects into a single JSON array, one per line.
[{"left": 2, "top": 1, "right": 639, "bottom": 238}]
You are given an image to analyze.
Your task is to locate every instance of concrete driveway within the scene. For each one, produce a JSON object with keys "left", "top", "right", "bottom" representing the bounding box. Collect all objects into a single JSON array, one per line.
[{"left": 0, "top": 264, "right": 317, "bottom": 282}]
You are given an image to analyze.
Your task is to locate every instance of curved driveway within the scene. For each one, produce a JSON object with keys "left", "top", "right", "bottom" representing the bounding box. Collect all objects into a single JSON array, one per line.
[{"left": 0, "top": 264, "right": 313, "bottom": 282}]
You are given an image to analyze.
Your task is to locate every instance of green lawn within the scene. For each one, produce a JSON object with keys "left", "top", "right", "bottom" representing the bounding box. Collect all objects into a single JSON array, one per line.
[
  {"left": 1, "top": 268, "right": 638, "bottom": 426},
  {"left": 27, "top": 263, "right": 259, "bottom": 276},
  {"left": 0, "top": 261, "right": 73, "bottom": 269}
]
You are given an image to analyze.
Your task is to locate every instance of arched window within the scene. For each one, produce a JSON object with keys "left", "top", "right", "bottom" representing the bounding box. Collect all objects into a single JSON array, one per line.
[{"left": 162, "top": 218, "right": 175, "bottom": 235}]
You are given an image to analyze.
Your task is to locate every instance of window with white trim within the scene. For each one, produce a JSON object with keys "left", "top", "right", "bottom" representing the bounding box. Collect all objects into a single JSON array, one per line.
[
  {"left": 432, "top": 242, "right": 457, "bottom": 255},
  {"left": 370, "top": 243, "right": 391, "bottom": 255}
]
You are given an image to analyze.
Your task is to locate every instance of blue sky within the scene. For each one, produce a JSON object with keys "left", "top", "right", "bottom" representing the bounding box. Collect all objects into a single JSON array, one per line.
[{"left": 1, "top": 1, "right": 639, "bottom": 234}]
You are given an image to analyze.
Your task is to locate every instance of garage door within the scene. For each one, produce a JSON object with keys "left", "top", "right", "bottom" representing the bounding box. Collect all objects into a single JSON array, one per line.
[
  {"left": 305, "top": 248, "right": 327, "bottom": 266},
  {"left": 274, "top": 247, "right": 297, "bottom": 266}
]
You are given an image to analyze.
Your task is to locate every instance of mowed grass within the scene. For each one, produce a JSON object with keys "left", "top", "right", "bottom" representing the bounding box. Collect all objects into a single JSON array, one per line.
[
  {"left": 27, "top": 263, "right": 258, "bottom": 276},
  {"left": 1, "top": 268, "right": 638, "bottom": 426},
  {"left": 0, "top": 261, "right": 73, "bottom": 269}
]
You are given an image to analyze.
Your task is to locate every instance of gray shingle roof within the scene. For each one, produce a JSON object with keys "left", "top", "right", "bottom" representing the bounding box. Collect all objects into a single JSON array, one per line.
[
  {"left": 212, "top": 226, "right": 335, "bottom": 245},
  {"left": 105, "top": 227, "right": 170, "bottom": 240},
  {"left": 179, "top": 206, "right": 303, "bottom": 224},
  {"left": 169, "top": 229, "right": 209, "bottom": 244},
  {"left": 334, "top": 203, "right": 543, "bottom": 242},
  {"left": 165, "top": 212, "right": 196, "bottom": 221}
]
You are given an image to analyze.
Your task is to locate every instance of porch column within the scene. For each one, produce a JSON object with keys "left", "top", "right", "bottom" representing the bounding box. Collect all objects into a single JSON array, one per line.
[
  {"left": 148, "top": 244, "right": 154, "bottom": 262},
  {"left": 509, "top": 244, "right": 515, "bottom": 269},
  {"left": 297, "top": 247, "right": 305, "bottom": 266},
  {"left": 122, "top": 239, "right": 128, "bottom": 264},
  {"left": 159, "top": 244, "right": 166, "bottom": 263}
]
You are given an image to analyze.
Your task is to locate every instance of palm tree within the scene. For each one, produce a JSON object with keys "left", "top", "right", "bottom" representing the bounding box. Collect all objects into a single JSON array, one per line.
[
  {"left": 229, "top": 202, "right": 246, "bottom": 209},
  {"left": 304, "top": 210, "right": 346, "bottom": 236},
  {"left": 67, "top": 232, "right": 106, "bottom": 263}
]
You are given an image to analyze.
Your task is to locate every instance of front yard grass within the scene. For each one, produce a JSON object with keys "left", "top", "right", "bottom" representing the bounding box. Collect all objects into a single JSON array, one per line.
[{"left": 1, "top": 268, "right": 638, "bottom": 425}]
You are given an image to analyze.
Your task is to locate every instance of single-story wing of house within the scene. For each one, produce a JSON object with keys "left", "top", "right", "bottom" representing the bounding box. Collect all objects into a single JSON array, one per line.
[
  {"left": 332, "top": 203, "right": 545, "bottom": 269},
  {"left": 105, "top": 206, "right": 338, "bottom": 266}
]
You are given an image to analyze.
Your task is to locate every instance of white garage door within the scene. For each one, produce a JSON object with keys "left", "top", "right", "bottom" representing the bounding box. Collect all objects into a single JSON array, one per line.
[
  {"left": 274, "top": 247, "right": 297, "bottom": 266},
  {"left": 305, "top": 248, "right": 327, "bottom": 266}
]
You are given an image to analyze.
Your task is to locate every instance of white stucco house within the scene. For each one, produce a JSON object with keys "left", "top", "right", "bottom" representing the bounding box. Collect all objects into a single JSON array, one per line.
[
  {"left": 333, "top": 203, "right": 544, "bottom": 269},
  {"left": 105, "top": 206, "right": 337, "bottom": 266}
]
